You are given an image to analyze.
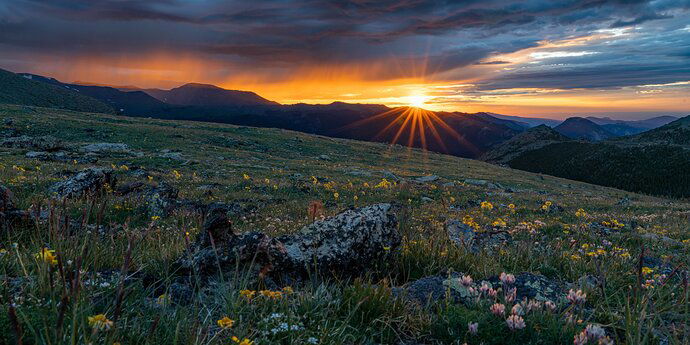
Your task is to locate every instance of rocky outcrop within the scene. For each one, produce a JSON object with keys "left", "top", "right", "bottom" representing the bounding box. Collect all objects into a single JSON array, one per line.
[
  {"left": 80, "top": 143, "right": 131, "bottom": 154},
  {"left": 0, "top": 185, "right": 29, "bottom": 224},
  {"left": 178, "top": 203, "right": 399, "bottom": 278},
  {"left": 446, "top": 219, "right": 512, "bottom": 253},
  {"left": 49, "top": 168, "right": 115, "bottom": 200},
  {"left": 143, "top": 182, "right": 179, "bottom": 217},
  {"left": 1, "top": 135, "right": 64, "bottom": 151}
]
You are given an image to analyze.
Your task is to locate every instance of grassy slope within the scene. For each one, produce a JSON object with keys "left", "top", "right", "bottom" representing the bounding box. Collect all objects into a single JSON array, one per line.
[
  {"left": 1, "top": 104, "right": 688, "bottom": 345},
  {"left": 0, "top": 69, "right": 113, "bottom": 113}
]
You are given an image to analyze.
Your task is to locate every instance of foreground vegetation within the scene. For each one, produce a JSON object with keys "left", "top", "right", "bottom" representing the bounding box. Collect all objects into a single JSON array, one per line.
[{"left": 1, "top": 104, "right": 688, "bottom": 344}]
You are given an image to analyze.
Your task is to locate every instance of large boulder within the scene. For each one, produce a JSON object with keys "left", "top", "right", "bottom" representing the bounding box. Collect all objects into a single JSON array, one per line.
[
  {"left": 178, "top": 203, "right": 399, "bottom": 278},
  {"left": 270, "top": 203, "right": 399, "bottom": 274},
  {"left": 49, "top": 168, "right": 115, "bottom": 200},
  {"left": 446, "top": 219, "right": 512, "bottom": 253}
]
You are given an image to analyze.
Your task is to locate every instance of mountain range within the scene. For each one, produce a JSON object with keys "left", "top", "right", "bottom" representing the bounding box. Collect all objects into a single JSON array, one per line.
[{"left": 2, "top": 67, "right": 688, "bottom": 196}]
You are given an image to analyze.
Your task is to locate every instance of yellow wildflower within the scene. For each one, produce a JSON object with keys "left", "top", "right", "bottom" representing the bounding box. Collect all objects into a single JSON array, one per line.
[
  {"left": 239, "top": 289, "right": 255, "bottom": 299},
  {"left": 88, "top": 314, "right": 113, "bottom": 330},
  {"left": 243, "top": 173, "right": 250, "bottom": 180},
  {"left": 35, "top": 248, "right": 57, "bottom": 265},
  {"left": 217, "top": 316, "right": 234, "bottom": 329},
  {"left": 480, "top": 201, "right": 493, "bottom": 211}
]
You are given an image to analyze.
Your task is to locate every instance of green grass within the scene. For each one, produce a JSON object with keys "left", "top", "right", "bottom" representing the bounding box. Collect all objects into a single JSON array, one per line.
[
  {"left": 0, "top": 69, "right": 113, "bottom": 114},
  {"left": 1, "top": 104, "right": 688, "bottom": 344}
]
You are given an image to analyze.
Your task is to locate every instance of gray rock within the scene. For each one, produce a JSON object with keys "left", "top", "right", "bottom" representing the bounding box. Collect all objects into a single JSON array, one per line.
[
  {"left": 484, "top": 272, "right": 566, "bottom": 303},
  {"left": 3, "top": 118, "right": 13, "bottom": 126},
  {"left": 144, "top": 182, "right": 179, "bottom": 217},
  {"left": 25, "top": 151, "right": 51, "bottom": 160},
  {"left": 1, "top": 135, "right": 63, "bottom": 151},
  {"left": 382, "top": 170, "right": 400, "bottom": 182},
  {"left": 421, "top": 197, "right": 434, "bottom": 203},
  {"left": 318, "top": 154, "right": 331, "bottom": 160},
  {"left": 617, "top": 197, "right": 631, "bottom": 206},
  {"left": 415, "top": 175, "right": 439, "bottom": 183},
  {"left": 446, "top": 219, "right": 511, "bottom": 253},
  {"left": 397, "top": 273, "right": 464, "bottom": 306},
  {"left": 179, "top": 203, "right": 400, "bottom": 278},
  {"left": 80, "top": 143, "right": 131, "bottom": 154},
  {"left": 49, "top": 168, "right": 115, "bottom": 200},
  {"left": 159, "top": 151, "right": 184, "bottom": 160},
  {"left": 272, "top": 203, "right": 399, "bottom": 273},
  {"left": 446, "top": 219, "right": 475, "bottom": 246}
]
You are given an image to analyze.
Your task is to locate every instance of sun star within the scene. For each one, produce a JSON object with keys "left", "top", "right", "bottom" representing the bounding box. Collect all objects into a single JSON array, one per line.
[{"left": 407, "top": 94, "right": 430, "bottom": 108}]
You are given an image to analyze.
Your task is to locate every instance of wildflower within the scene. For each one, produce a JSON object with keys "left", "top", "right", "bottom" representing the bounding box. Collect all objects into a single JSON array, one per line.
[
  {"left": 450, "top": 197, "right": 456, "bottom": 203},
  {"left": 35, "top": 248, "right": 57, "bottom": 265},
  {"left": 641, "top": 267, "right": 654, "bottom": 275},
  {"left": 333, "top": 192, "right": 339, "bottom": 200},
  {"left": 505, "top": 287, "right": 517, "bottom": 303},
  {"left": 480, "top": 201, "right": 493, "bottom": 211},
  {"left": 508, "top": 204, "right": 516, "bottom": 212},
  {"left": 526, "top": 300, "right": 542, "bottom": 312},
  {"left": 490, "top": 303, "right": 505, "bottom": 316},
  {"left": 282, "top": 286, "right": 294, "bottom": 294},
  {"left": 172, "top": 170, "right": 182, "bottom": 179},
  {"left": 584, "top": 324, "right": 606, "bottom": 340},
  {"left": 511, "top": 304, "right": 524, "bottom": 316},
  {"left": 459, "top": 275, "right": 473, "bottom": 287},
  {"left": 467, "top": 322, "right": 478, "bottom": 335},
  {"left": 353, "top": 195, "right": 359, "bottom": 201},
  {"left": 240, "top": 289, "right": 256, "bottom": 299},
  {"left": 217, "top": 316, "right": 234, "bottom": 329},
  {"left": 232, "top": 337, "right": 254, "bottom": 345},
  {"left": 156, "top": 294, "right": 168, "bottom": 306},
  {"left": 307, "top": 337, "right": 319, "bottom": 344},
  {"left": 499, "top": 272, "right": 516, "bottom": 285},
  {"left": 383, "top": 246, "right": 391, "bottom": 251},
  {"left": 506, "top": 315, "right": 526, "bottom": 330},
  {"left": 88, "top": 314, "right": 113, "bottom": 331},
  {"left": 566, "top": 289, "right": 587, "bottom": 305},
  {"left": 492, "top": 218, "right": 507, "bottom": 228},
  {"left": 151, "top": 215, "right": 160, "bottom": 221},
  {"left": 573, "top": 332, "right": 588, "bottom": 345},
  {"left": 479, "top": 282, "right": 491, "bottom": 294},
  {"left": 243, "top": 173, "right": 250, "bottom": 180},
  {"left": 575, "top": 208, "right": 587, "bottom": 218},
  {"left": 374, "top": 179, "right": 392, "bottom": 189}
]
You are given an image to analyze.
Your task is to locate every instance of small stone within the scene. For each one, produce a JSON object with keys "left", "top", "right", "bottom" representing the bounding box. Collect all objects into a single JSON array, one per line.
[
  {"left": 415, "top": 175, "right": 439, "bottom": 183},
  {"left": 80, "top": 143, "right": 131, "bottom": 154}
]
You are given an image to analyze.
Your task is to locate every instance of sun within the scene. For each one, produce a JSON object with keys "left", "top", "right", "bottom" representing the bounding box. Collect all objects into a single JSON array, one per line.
[{"left": 407, "top": 93, "right": 430, "bottom": 108}]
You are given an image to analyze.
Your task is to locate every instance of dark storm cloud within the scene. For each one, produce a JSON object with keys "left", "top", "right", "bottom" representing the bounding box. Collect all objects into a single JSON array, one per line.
[{"left": 0, "top": 0, "right": 688, "bottom": 88}]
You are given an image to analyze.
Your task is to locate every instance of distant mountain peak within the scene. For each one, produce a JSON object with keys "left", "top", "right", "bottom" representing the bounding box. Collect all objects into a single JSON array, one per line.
[
  {"left": 176, "top": 83, "right": 223, "bottom": 90},
  {"left": 554, "top": 116, "right": 616, "bottom": 141}
]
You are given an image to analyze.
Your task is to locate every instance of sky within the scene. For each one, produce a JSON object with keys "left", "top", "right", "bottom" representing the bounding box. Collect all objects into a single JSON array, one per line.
[{"left": 1, "top": 0, "right": 689, "bottom": 119}]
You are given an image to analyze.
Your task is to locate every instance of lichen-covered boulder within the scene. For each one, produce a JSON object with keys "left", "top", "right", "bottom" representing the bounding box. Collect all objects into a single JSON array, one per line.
[
  {"left": 177, "top": 203, "right": 399, "bottom": 279},
  {"left": 144, "top": 182, "right": 179, "bottom": 217},
  {"left": 49, "top": 168, "right": 115, "bottom": 200},
  {"left": 1, "top": 135, "right": 64, "bottom": 151},
  {"left": 270, "top": 203, "right": 399, "bottom": 274},
  {"left": 395, "top": 273, "right": 466, "bottom": 306}
]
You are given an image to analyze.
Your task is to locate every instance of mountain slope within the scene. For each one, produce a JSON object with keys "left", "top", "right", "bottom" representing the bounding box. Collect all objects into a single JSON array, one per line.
[
  {"left": 622, "top": 115, "right": 690, "bottom": 145},
  {"left": 481, "top": 125, "right": 570, "bottom": 164},
  {"left": 487, "top": 113, "right": 562, "bottom": 127},
  {"left": 18, "top": 73, "right": 168, "bottom": 116},
  {"left": 0, "top": 69, "right": 113, "bottom": 113},
  {"left": 483, "top": 116, "right": 690, "bottom": 197},
  {"left": 143, "top": 83, "right": 278, "bottom": 107},
  {"left": 554, "top": 117, "right": 616, "bottom": 141},
  {"left": 586, "top": 116, "right": 678, "bottom": 136}
]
